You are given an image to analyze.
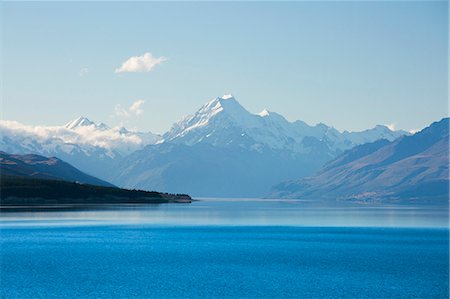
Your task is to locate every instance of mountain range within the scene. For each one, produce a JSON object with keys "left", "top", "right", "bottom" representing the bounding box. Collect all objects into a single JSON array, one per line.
[
  {"left": 0, "top": 117, "right": 161, "bottom": 180},
  {"left": 0, "top": 94, "right": 409, "bottom": 197},
  {"left": 270, "top": 118, "right": 449, "bottom": 204}
]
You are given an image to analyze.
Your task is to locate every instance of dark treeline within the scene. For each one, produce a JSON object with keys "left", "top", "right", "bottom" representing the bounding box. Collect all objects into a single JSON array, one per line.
[{"left": 1, "top": 175, "right": 191, "bottom": 206}]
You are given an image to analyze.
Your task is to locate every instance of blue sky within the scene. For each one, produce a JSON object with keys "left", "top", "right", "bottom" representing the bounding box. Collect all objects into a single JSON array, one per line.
[{"left": 2, "top": 1, "right": 448, "bottom": 133}]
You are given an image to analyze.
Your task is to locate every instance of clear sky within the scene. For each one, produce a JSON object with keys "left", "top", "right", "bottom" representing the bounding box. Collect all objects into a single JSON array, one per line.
[{"left": 2, "top": 1, "right": 448, "bottom": 134}]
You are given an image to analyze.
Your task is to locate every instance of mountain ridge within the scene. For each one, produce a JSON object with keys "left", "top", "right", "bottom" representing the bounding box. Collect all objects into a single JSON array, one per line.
[
  {"left": 106, "top": 95, "right": 409, "bottom": 197},
  {"left": 0, "top": 151, "right": 115, "bottom": 187},
  {"left": 269, "top": 118, "right": 449, "bottom": 203},
  {"left": 0, "top": 94, "right": 410, "bottom": 197},
  {"left": 163, "top": 95, "right": 407, "bottom": 154}
]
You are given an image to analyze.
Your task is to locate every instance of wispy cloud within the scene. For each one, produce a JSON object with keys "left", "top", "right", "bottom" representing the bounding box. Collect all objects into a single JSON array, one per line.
[
  {"left": 129, "top": 99, "right": 145, "bottom": 115},
  {"left": 114, "top": 99, "right": 146, "bottom": 118},
  {"left": 78, "top": 67, "right": 89, "bottom": 77},
  {"left": 114, "top": 104, "right": 130, "bottom": 118},
  {"left": 115, "top": 52, "right": 166, "bottom": 73},
  {"left": 0, "top": 120, "right": 145, "bottom": 154}
]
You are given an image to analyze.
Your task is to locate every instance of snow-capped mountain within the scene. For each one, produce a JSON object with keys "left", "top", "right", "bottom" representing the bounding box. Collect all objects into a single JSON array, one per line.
[
  {"left": 0, "top": 117, "right": 162, "bottom": 179},
  {"left": 270, "top": 118, "right": 449, "bottom": 203},
  {"left": 1, "top": 94, "right": 409, "bottom": 197},
  {"left": 0, "top": 117, "right": 162, "bottom": 156},
  {"left": 164, "top": 94, "right": 406, "bottom": 154},
  {"left": 64, "top": 116, "right": 110, "bottom": 131},
  {"left": 109, "top": 95, "right": 408, "bottom": 197}
]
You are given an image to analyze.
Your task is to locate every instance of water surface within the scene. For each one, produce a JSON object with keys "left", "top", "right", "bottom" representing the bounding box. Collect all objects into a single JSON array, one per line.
[
  {"left": 1, "top": 198, "right": 448, "bottom": 227},
  {"left": 1, "top": 199, "right": 448, "bottom": 298}
]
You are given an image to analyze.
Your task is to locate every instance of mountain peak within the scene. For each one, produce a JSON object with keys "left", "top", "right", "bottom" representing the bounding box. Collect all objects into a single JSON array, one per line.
[
  {"left": 375, "top": 124, "right": 392, "bottom": 131},
  {"left": 258, "top": 109, "right": 270, "bottom": 117},
  {"left": 164, "top": 94, "right": 255, "bottom": 142},
  {"left": 221, "top": 94, "right": 235, "bottom": 100},
  {"left": 65, "top": 116, "right": 110, "bottom": 131},
  {"left": 97, "top": 122, "right": 109, "bottom": 130},
  {"left": 213, "top": 94, "right": 241, "bottom": 107},
  {"left": 117, "top": 126, "right": 129, "bottom": 134},
  {"left": 200, "top": 94, "right": 248, "bottom": 117},
  {"left": 65, "top": 116, "right": 95, "bottom": 129}
]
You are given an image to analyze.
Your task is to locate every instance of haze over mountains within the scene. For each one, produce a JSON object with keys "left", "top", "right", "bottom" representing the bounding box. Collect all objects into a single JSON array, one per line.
[
  {"left": 1, "top": 94, "right": 411, "bottom": 197},
  {"left": 271, "top": 118, "right": 449, "bottom": 203}
]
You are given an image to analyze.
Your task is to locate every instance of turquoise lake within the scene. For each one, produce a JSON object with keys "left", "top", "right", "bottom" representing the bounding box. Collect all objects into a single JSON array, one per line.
[{"left": 1, "top": 199, "right": 448, "bottom": 298}]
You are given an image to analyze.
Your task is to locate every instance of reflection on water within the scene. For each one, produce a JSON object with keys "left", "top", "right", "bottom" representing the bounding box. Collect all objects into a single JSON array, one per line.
[{"left": 1, "top": 198, "right": 447, "bottom": 227}]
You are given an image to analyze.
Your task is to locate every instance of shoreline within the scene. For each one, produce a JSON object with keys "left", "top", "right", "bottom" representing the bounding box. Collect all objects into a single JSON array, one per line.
[{"left": 0, "top": 201, "right": 192, "bottom": 212}]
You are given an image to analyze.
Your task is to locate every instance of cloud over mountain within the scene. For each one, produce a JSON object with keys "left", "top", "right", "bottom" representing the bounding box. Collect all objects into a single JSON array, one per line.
[{"left": 0, "top": 118, "right": 160, "bottom": 156}]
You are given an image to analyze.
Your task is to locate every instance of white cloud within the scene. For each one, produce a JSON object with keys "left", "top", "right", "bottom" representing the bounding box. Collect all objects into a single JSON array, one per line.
[
  {"left": 78, "top": 67, "right": 89, "bottom": 77},
  {"left": 129, "top": 99, "right": 145, "bottom": 115},
  {"left": 115, "top": 52, "right": 166, "bottom": 73},
  {"left": 0, "top": 119, "right": 160, "bottom": 156},
  {"left": 114, "top": 99, "right": 146, "bottom": 119},
  {"left": 409, "top": 128, "right": 420, "bottom": 134}
]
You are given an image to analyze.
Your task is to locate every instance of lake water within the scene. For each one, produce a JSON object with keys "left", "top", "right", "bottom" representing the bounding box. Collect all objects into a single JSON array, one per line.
[{"left": 1, "top": 198, "right": 448, "bottom": 298}]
